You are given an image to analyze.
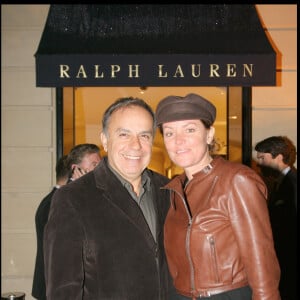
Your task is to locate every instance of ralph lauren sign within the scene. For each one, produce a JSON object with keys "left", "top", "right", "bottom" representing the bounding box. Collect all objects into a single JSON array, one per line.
[
  {"left": 35, "top": 5, "right": 277, "bottom": 87},
  {"left": 35, "top": 54, "right": 275, "bottom": 87}
]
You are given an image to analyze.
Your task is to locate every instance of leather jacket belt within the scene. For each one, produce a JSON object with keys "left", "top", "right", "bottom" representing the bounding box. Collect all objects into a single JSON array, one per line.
[{"left": 177, "top": 280, "right": 249, "bottom": 298}]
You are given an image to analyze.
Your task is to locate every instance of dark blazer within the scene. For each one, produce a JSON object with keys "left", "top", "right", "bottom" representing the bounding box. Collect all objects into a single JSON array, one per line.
[
  {"left": 32, "top": 187, "right": 58, "bottom": 300},
  {"left": 285, "top": 167, "right": 297, "bottom": 211},
  {"left": 44, "top": 158, "right": 173, "bottom": 300},
  {"left": 268, "top": 167, "right": 297, "bottom": 300}
]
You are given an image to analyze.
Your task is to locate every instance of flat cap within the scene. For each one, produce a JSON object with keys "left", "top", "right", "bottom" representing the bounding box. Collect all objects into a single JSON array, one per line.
[{"left": 156, "top": 93, "right": 216, "bottom": 126}]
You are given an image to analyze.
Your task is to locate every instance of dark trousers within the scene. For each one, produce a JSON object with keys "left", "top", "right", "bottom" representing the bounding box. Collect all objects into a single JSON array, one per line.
[{"left": 169, "top": 286, "right": 252, "bottom": 300}]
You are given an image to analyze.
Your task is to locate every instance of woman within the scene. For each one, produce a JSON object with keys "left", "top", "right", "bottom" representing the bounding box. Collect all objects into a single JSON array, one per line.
[{"left": 156, "top": 93, "right": 281, "bottom": 300}]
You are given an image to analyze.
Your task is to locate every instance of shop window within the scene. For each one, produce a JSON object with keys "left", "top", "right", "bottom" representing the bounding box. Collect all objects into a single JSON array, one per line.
[{"left": 61, "top": 86, "right": 243, "bottom": 178}]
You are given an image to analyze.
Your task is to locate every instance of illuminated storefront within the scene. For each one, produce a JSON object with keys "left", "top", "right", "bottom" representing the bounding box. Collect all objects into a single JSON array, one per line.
[{"left": 35, "top": 4, "right": 277, "bottom": 175}]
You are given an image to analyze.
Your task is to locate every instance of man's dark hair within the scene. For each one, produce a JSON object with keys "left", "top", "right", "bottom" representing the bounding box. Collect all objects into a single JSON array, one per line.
[
  {"left": 66, "top": 143, "right": 100, "bottom": 170},
  {"left": 255, "top": 135, "right": 297, "bottom": 165},
  {"left": 55, "top": 155, "right": 69, "bottom": 182},
  {"left": 101, "top": 97, "right": 155, "bottom": 136}
]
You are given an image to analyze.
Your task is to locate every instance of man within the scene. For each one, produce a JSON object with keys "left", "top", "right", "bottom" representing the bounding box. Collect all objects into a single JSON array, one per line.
[
  {"left": 66, "top": 143, "right": 102, "bottom": 182},
  {"left": 32, "top": 155, "right": 69, "bottom": 300},
  {"left": 255, "top": 135, "right": 297, "bottom": 300},
  {"left": 32, "top": 144, "right": 101, "bottom": 300},
  {"left": 255, "top": 136, "right": 297, "bottom": 210},
  {"left": 44, "top": 97, "right": 173, "bottom": 299}
]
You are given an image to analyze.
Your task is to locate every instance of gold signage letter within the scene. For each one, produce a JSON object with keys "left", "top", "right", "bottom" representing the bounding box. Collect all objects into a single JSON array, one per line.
[
  {"left": 158, "top": 65, "right": 168, "bottom": 78},
  {"left": 111, "top": 65, "right": 121, "bottom": 78},
  {"left": 173, "top": 65, "right": 184, "bottom": 78},
  {"left": 209, "top": 64, "right": 220, "bottom": 77},
  {"left": 243, "top": 64, "right": 253, "bottom": 77},
  {"left": 128, "top": 65, "right": 140, "bottom": 78},
  {"left": 60, "top": 65, "right": 70, "bottom": 78},
  {"left": 95, "top": 65, "right": 104, "bottom": 78},
  {"left": 76, "top": 65, "right": 87, "bottom": 78},
  {"left": 191, "top": 64, "right": 201, "bottom": 78},
  {"left": 227, "top": 64, "right": 237, "bottom": 77}
]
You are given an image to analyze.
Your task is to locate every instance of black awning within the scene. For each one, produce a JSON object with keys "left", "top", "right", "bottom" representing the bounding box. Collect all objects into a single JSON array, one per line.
[{"left": 35, "top": 4, "right": 277, "bottom": 87}]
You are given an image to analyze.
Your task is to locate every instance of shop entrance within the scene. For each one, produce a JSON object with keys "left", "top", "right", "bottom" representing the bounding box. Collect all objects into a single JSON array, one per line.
[{"left": 59, "top": 86, "right": 245, "bottom": 177}]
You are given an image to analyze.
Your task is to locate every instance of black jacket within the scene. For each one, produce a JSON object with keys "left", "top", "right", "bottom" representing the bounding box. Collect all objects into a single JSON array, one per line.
[
  {"left": 32, "top": 187, "right": 58, "bottom": 300},
  {"left": 268, "top": 167, "right": 297, "bottom": 300},
  {"left": 44, "top": 158, "right": 173, "bottom": 300}
]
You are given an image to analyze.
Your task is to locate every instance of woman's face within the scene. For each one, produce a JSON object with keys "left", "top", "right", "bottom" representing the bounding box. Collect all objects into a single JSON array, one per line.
[{"left": 162, "top": 119, "right": 215, "bottom": 176}]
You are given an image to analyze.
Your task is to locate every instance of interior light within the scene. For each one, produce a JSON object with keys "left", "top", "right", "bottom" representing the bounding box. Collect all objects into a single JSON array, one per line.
[{"left": 139, "top": 86, "right": 147, "bottom": 94}]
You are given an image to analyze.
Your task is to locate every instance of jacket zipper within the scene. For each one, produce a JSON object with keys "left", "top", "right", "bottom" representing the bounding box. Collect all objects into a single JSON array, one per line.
[
  {"left": 172, "top": 190, "right": 196, "bottom": 295},
  {"left": 186, "top": 219, "right": 195, "bottom": 294}
]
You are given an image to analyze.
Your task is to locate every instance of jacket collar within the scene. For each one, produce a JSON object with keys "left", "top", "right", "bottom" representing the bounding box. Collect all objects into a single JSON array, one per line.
[
  {"left": 164, "top": 156, "right": 222, "bottom": 191},
  {"left": 92, "top": 157, "right": 159, "bottom": 250}
]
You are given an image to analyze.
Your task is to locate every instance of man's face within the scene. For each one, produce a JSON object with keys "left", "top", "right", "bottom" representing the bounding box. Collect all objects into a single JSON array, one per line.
[
  {"left": 256, "top": 152, "right": 278, "bottom": 169},
  {"left": 78, "top": 152, "right": 101, "bottom": 173},
  {"left": 101, "top": 105, "right": 154, "bottom": 184}
]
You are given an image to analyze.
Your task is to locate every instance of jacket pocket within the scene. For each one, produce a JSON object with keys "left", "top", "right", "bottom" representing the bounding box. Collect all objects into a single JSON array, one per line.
[{"left": 207, "top": 235, "right": 220, "bottom": 283}]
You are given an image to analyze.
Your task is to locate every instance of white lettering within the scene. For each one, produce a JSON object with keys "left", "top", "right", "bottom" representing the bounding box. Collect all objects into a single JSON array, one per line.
[
  {"left": 128, "top": 65, "right": 140, "bottom": 78},
  {"left": 95, "top": 65, "right": 104, "bottom": 78},
  {"left": 60, "top": 65, "right": 70, "bottom": 78},
  {"left": 243, "top": 64, "right": 253, "bottom": 77},
  {"left": 76, "top": 65, "right": 87, "bottom": 78},
  {"left": 158, "top": 65, "right": 168, "bottom": 77},
  {"left": 227, "top": 64, "right": 237, "bottom": 77},
  {"left": 173, "top": 65, "right": 184, "bottom": 78},
  {"left": 57, "top": 63, "right": 255, "bottom": 80},
  {"left": 111, "top": 65, "right": 121, "bottom": 78},
  {"left": 209, "top": 64, "right": 220, "bottom": 77},
  {"left": 191, "top": 64, "right": 201, "bottom": 78}
]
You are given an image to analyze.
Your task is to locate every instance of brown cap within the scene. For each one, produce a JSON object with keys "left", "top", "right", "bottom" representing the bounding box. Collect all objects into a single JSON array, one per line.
[{"left": 156, "top": 93, "right": 216, "bottom": 126}]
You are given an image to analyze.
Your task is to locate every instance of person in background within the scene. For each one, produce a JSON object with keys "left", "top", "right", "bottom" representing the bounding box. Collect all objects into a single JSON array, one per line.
[
  {"left": 251, "top": 159, "right": 282, "bottom": 203},
  {"left": 32, "top": 155, "right": 69, "bottom": 300},
  {"left": 255, "top": 135, "right": 297, "bottom": 211},
  {"left": 156, "top": 93, "right": 280, "bottom": 300},
  {"left": 255, "top": 135, "right": 297, "bottom": 300},
  {"left": 66, "top": 143, "right": 102, "bottom": 182},
  {"left": 44, "top": 97, "right": 174, "bottom": 299},
  {"left": 32, "top": 144, "right": 101, "bottom": 300}
]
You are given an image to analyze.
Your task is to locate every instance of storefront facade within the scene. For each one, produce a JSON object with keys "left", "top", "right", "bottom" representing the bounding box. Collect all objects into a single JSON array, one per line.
[
  {"left": 1, "top": 5, "right": 297, "bottom": 299},
  {"left": 35, "top": 4, "right": 277, "bottom": 170}
]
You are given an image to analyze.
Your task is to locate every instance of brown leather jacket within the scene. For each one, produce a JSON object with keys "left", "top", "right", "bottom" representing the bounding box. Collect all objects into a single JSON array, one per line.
[{"left": 163, "top": 156, "right": 281, "bottom": 300}]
